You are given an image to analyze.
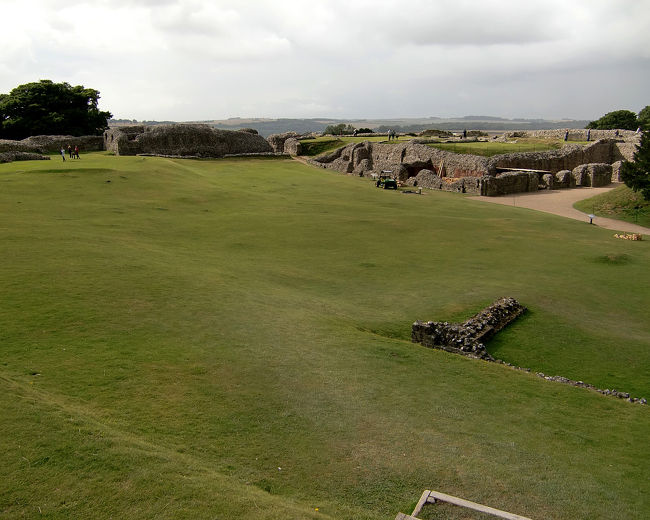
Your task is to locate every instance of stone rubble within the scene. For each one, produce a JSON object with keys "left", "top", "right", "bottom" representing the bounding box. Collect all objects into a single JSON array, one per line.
[{"left": 412, "top": 298, "right": 646, "bottom": 405}]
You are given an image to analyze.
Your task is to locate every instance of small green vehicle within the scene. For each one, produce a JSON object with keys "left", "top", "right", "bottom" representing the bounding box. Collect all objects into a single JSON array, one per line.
[{"left": 376, "top": 171, "right": 398, "bottom": 189}]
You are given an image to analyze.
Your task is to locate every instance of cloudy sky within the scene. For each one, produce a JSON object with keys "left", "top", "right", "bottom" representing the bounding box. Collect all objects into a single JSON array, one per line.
[{"left": 1, "top": 0, "right": 649, "bottom": 121}]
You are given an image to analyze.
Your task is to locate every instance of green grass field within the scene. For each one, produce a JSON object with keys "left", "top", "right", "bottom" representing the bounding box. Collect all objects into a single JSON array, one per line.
[
  {"left": 426, "top": 138, "right": 576, "bottom": 157},
  {"left": 1, "top": 153, "right": 649, "bottom": 519},
  {"left": 300, "top": 135, "right": 413, "bottom": 156},
  {"left": 300, "top": 136, "right": 579, "bottom": 158},
  {"left": 574, "top": 184, "right": 650, "bottom": 228}
]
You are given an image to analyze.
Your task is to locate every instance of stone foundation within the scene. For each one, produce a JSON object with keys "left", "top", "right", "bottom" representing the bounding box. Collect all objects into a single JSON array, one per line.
[
  {"left": 309, "top": 138, "right": 638, "bottom": 196},
  {"left": 412, "top": 298, "right": 526, "bottom": 361},
  {"left": 0, "top": 135, "right": 104, "bottom": 154},
  {"left": 0, "top": 151, "right": 50, "bottom": 163}
]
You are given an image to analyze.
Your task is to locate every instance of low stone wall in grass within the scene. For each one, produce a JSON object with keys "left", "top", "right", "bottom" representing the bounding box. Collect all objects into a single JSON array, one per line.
[
  {"left": 0, "top": 135, "right": 104, "bottom": 154},
  {"left": 0, "top": 151, "right": 51, "bottom": 163},
  {"left": 503, "top": 129, "right": 639, "bottom": 141},
  {"left": 412, "top": 298, "right": 527, "bottom": 361},
  {"left": 412, "top": 298, "right": 647, "bottom": 404}
]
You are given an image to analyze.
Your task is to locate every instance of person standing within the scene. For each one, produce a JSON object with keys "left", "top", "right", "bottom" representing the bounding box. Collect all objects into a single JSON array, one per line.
[
  {"left": 67, "top": 144, "right": 73, "bottom": 158},
  {"left": 60, "top": 148, "right": 66, "bottom": 161},
  {"left": 74, "top": 145, "right": 80, "bottom": 159}
]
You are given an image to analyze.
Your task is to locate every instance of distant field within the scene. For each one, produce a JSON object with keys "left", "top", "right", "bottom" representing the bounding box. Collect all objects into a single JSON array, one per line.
[
  {"left": 1, "top": 153, "right": 648, "bottom": 520},
  {"left": 575, "top": 184, "right": 650, "bottom": 228}
]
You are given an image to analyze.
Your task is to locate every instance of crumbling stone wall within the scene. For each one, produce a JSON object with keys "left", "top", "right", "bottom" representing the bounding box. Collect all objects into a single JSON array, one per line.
[
  {"left": 571, "top": 163, "right": 613, "bottom": 187},
  {"left": 267, "top": 132, "right": 300, "bottom": 153},
  {"left": 488, "top": 140, "right": 621, "bottom": 174},
  {"left": 411, "top": 298, "right": 645, "bottom": 404},
  {"left": 103, "top": 124, "right": 273, "bottom": 157},
  {"left": 0, "top": 135, "right": 104, "bottom": 154},
  {"left": 613, "top": 141, "right": 638, "bottom": 162},
  {"left": 310, "top": 141, "right": 491, "bottom": 179},
  {"left": 482, "top": 172, "right": 539, "bottom": 196},
  {"left": 309, "top": 137, "right": 634, "bottom": 196},
  {"left": 504, "top": 129, "right": 638, "bottom": 141},
  {"left": 0, "top": 151, "right": 50, "bottom": 164},
  {"left": 412, "top": 297, "right": 527, "bottom": 361},
  {"left": 283, "top": 138, "right": 302, "bottom": 156}
]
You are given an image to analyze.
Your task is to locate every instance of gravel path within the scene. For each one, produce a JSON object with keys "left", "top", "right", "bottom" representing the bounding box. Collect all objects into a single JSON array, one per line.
[{"left": 468, "top": 183, "right": 649, "bottom": 235}]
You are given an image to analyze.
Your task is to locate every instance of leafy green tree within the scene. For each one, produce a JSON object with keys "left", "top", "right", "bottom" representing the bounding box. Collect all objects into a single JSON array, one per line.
[
  {"left": 0, "top": 80, "right": 112, "bottom": 140},
  {"left": 620, "top": 130, "right": 650, "bottom": 200},
  {"left": 637, "top": 106, "right": 650, "bottom": 131},
  {"left": 323, "top": 123, "right": 355, "bottom": 136},
  {"left": 586, "top": 109, "right": 638, "bottom": 130}
]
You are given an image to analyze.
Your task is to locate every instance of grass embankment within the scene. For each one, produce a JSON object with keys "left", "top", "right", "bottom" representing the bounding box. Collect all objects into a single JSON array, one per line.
[
  {"left": 300, "top": 135, "right": 412, "bottom": 156},
  {"left": 300, "top": 136, "right": 581, "bottom": 158},
  {"left": 574, "top": 184, "right": 650, "bottom": 228},
  {"left": 1, "top": 153, "right": 649, "bottom": 519},
  {"left": 426, "top": 138, "right": 577, "bottom": 157}
]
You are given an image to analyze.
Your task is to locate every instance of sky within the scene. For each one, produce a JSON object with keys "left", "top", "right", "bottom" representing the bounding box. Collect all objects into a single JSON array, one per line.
[{"left": 1, "top": 0, "right": 649, "bottom": 122}]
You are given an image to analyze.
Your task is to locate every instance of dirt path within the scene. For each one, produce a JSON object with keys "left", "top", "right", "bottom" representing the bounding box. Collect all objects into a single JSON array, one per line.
[{"left": 468, "top": 183, "right": 649, "bottom": 235}]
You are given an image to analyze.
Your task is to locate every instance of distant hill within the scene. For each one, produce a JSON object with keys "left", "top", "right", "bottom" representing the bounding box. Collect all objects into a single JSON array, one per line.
[{"left": 109, "top": 116, "right": 590, "bottom": 137}]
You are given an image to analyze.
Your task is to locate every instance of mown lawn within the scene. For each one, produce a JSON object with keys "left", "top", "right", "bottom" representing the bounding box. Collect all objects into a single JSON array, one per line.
[
  {"left": 300, "top": 135, "right": 412, "bottom": 156},
  {"left": 574, "top": 184, "right": 650, "bottom": 228},
  {"left": 426, "top": 138, "right": 577, "bottom": 157},
  {"left": 300, "top": 136, "right": 582, "bottom": 158},
  {"left": 1, "top": 153, "right": 648, "bottom": 519}
]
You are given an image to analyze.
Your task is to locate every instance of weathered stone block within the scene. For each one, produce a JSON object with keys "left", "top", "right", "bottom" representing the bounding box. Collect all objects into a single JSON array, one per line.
[{"left": 412, "top": 297, "right": 527, "bottom": 361}]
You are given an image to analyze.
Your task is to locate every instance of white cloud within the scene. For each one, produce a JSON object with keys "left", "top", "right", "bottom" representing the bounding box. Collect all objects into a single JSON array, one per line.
[{"left": 1, "top": 0, "right": 649, "bottom": 120}]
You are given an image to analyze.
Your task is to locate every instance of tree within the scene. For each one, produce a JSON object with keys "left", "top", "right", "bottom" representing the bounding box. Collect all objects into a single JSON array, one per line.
[
  {"left": 637, "top": 106, "right": 650, "bottom": 131},
  {"left": 323, "top": 123, "right": 356, "bottom": 136},
  {"left": 586, "top": 109, "right": 638, "bottom": 131},
  {"left": 620, "top": 130, "right": 650, "bottom": 200},
  {"left": 0, "top": 80, "right": 112, "bottom": 140}
]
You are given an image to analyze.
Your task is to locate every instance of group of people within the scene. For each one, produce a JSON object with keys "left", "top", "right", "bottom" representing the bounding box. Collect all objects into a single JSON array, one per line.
[
  {"left": 387, "top": 129, "right": 397, "bottom": 141},
  {"left": 59, "top": 144, "right": 81, "bottom": 161}
]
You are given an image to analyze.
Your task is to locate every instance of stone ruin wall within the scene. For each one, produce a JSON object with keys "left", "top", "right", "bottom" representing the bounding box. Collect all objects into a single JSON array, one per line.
[
  {"left": 0, "top": 135, "right": 104, "bottom": 154},
  {"left": 489, "top": 139, "right": 633, "bottom": 174},
  {"left": 412, "top": 297, "right": 527, "bottom": 361},
  {"left": 104, "top": 124, "right": 274, "bottom": 157},
  {"left": 0, "top": 151, "right": 50, "bottom": 164},
  {"left": 310, "top": 137, "right": 639, "bottom": 196},
  {"left": 412, "top": 298, "right": 646, "bottom": 404},
  {"left": 506, "top": 128, "right": 638, "bottom": 141},
  {"left": 310, "top": 141, "right": 491, "bottom": 180}
]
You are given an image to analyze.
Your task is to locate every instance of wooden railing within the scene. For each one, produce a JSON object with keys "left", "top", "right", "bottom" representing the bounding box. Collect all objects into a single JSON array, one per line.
[{"left": 396, "top": 489, "right": 534, "bottom": 520}]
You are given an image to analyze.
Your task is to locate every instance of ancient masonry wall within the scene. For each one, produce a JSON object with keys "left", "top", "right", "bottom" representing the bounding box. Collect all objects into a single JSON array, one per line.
[
  {"left": 412, "top": 298, "right": 646, "bottom": 404},
  {"left": 309, "top": 141, "right": 491, "bottom": 179},
  {"left": 310, "top": 138, "right": 639, "bottom": 196},
  {"left": 488, "top": 139, "right": 633, "bottom": 173},
  {"left": 0, "top": 151, "right": 50, "bottom": 164},
  {"left": 506, "top": 129, "right": 638, "bottom": 141},
  {"left": 0, "top": 135, "right": 104, "bottom": 154},
  {"left": 412, "top": 298, "right": 527, "bottom": 361},
  {"left": 103, "top": 124, "right": 274, "bottom": 157}
]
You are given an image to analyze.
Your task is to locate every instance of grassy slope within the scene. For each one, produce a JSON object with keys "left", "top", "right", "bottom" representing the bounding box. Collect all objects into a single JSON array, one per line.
[
  {"left": 300, "top": 136, "right": 575, "bottom": 158},
  {"left": 300, "top": 136, "right": 413, "bottom": 156},
  {"left": 426, "top": 138, "right": 572, "bottom": 157},
  {"left": 574, "top": 184, "right": 650, "bottom": 228},
  {"left": 0, "top": 154, "right": 648, "bottom": 519}
]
